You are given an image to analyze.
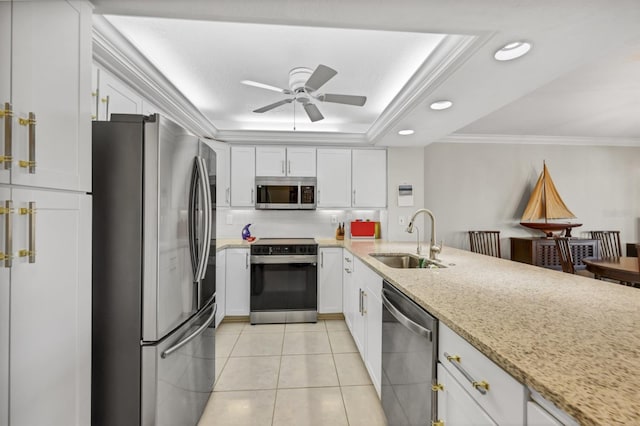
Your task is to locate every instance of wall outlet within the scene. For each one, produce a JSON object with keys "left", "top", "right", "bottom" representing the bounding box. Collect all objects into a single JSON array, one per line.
[
  {"left": 330, "top": 215, "right": 337, "bottom": 224},
  {"left": 226, "top": 214, "right": 233, "bottom": 225},
  {"left": 398, "top": 216, "right": 406, "bottom": 226}
]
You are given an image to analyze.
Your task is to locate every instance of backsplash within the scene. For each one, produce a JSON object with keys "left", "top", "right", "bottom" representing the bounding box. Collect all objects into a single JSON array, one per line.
[{"left": 217, "top": 208, "right": 387, "bottom": 240}]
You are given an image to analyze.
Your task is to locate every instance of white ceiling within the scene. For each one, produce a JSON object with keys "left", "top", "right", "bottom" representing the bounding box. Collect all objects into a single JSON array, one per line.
[{"left": 91, "top": 0, "right": 640, "bottom": 147}]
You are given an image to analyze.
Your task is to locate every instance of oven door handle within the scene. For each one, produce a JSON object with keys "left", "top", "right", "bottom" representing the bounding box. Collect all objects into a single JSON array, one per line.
[{"left": 250, "top": 255, "right": 317, "bottom": 264}]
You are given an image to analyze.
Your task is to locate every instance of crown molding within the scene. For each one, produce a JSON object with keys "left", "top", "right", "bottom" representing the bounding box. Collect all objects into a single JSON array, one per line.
[
  {"left": 215, "top": 129, "right": 370, "bottom": 145},
  {"left": 367, "top": 33, "right": 487, "bottom": 144},
  {"left": 441, "top": 133, "right": 640, "bottom": 147},
  {"left": 92, "top": 15, "right": 218, "bottom": 138}
]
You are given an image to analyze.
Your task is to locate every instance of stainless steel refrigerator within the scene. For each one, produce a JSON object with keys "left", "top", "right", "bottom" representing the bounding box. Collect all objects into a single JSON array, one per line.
[{"left": 92, "top": 114, "right": 217, "bottom": 426}]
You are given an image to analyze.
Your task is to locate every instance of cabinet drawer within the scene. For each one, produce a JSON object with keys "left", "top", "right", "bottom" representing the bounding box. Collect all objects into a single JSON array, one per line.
[{"left": 439, "top": 323, "right": 525, "bottom": 425}]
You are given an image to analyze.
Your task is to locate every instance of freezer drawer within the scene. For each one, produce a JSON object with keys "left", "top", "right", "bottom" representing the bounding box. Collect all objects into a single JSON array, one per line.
[{"left": 141, "top": 301, "right": 216, "bottom": 426}]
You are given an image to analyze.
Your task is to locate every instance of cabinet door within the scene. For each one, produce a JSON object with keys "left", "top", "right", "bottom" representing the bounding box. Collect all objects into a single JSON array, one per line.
[
  {"left": 318, "top": 248, "right": 343, "bottom": 314},
  {"left": 230, "top": 147, "right": 256, "bottom": 207},
  {"left": 255, "top": 146, "right": 286, "bottom": 176},
  {"left": 437, "top": 363, "right": 498, "bottom": 426},
  {"left": 215, "top": 250, "right": 227, "bottom": 327},
  {"left": 351, "top": 258, "right": 366, "bottom": 355},
  {"left": 97, "top": 69, "right": 143, "bottom": 121},
  {"left": 364, "top": 271, "right": 382, "bottom": 397},
  {"left": 225, "top": 248, "right": 250, "bottom": 315},
  {"left": 0, "top": 4, "right": 10, "bottom": 186},
  {"left": 205, "top": 140, "right": 231, "bottom": 207},
  {"left": 287, "top": 147, "right": 316, "bottom": 176},
  {"left": 0, "top": 187, "right": 9, "bottom": 424},
  {"left": 11, "top": 1, "right": 91, "bottom": 192},
  {"left": 343, "top": 251, "right": 354, "bottom": 331},
  {"left": 527, "top": 401, "right": 563, "bottom": 426},
  {"left": 352, "top": 150, "right": 386, "bottom": 207},
  {"left": 10, "top": 189, "right": 91, "bottom": 426},
  {"left": 91, "top": 64, "right": 99, "bottom": 121},
  {"left": 317, "top": 149, "right": 351, "bottom": 207}
]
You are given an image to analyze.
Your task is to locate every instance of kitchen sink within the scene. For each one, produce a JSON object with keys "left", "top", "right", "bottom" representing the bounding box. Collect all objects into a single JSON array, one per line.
[{"left": 369, "top": 253, "right": 447, "bottom": 269}]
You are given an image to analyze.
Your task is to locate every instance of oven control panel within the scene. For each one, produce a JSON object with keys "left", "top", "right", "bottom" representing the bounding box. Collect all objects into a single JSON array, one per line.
[{"left": 251, "top": 244, "right": 318, "bottom": 256}]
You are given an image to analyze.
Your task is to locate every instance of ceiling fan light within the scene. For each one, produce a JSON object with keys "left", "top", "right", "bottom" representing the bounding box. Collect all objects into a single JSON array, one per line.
[
  {"left": 430, "top": 100, "right": 453, "bottom": 110},
  {"left": 398, "top": 129, "right": 414, "bottom": 136},
  {"left": 494, "top": 41, "right": 532, "bottom": 61}
]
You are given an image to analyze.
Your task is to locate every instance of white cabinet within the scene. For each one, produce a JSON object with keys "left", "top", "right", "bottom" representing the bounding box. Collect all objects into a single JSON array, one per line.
[
  {"left": 438, "top": 322, "right": 526, "bottom": 425},
  {"left": 437, "top": 363, "right": 498, "bottom": 426},
  {"left": 363, "top": 269, "right": 382, "bottom": 396},
  {"left": 1, "top": 188, "right": 91, "bottom": 426},
  {"left": 230, "top": 146, "right": 256, "bottom": 207},
  {"left": 225, "top": 248, "right": 251, "bottom": 316},
  {"left": 215, "top": 249, "right": 227, "bottom": 327},
  {"left": 316, "top": 149, "right": 351, "bottom": 207},
  {"left": 527, "top": 401, "right": 562, "bottom": 426},
  {"left": 343, "top": 251, "right": 355, "bottom": 330},
  {"left": 205, "top": 140, "right": 231, "bottom": 207},
  {"left": 352, "top": 149, "right": 386, "bottom": 207},
  {"left": 0, "top": 3, "right": 92, "bottom": 425},
  {"left": 255, "top": 146, "right": 316, "bottom": 177},
  {"left": 318, "top": 247, "right": 343, "bottom": 314},
  {"left": 96, "top": 68, "right": 143, "bottom": 121},
  {"left": 5, "top": 1, "right": 92, "bottom": 192}
]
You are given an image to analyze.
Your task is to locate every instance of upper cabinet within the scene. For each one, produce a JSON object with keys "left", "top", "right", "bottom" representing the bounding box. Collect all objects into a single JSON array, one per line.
[
  {"left": 230, "top": 146, "right": 256, "bottom": 207},
  {"left": 352, "top": 149, "right": 387, "bottom": 208},
  {"left": 255, "top": 146, "right": 316, "bottom": 177},
  {"left": 317, "top": 149, "right": 352, "bottom": 208},
  {"left": 2, "top": 1, "right": 92, "bottom": 192},
  {"left": 204, "top": 139, "right": 231, "bottom": 207},
  {"left": 95, "top": 69, "right": 143, "bottom": 121}
]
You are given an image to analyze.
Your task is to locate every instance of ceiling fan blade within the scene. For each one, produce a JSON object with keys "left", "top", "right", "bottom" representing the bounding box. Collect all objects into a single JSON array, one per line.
[
  {"left": 319, "top": 94, "right": 367, "bottom": 106},
  {"left": 253, "top": 98, "right": 294, "bottom": 113},
  {"left": 304, "top": 64, "right": 337, "bottom": 92},
  {"left": 303, "top": 103, "right": 324, "bottom": 122},
  {"left": 242, "top": 80, "right": 292, "bottom": 95}
]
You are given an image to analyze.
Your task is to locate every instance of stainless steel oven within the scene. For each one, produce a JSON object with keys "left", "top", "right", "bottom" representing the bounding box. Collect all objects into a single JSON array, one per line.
[
  {"left": 250, "top": 238, "right": 318, "bottom": 324},
  {"left": 255, "top": 176, "right": 316, "bottom": 210}
]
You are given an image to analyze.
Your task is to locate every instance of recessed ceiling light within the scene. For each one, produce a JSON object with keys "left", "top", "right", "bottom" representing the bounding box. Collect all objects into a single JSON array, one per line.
[
  {"left": 430, "top": 100, "right": 453, "bottom": 111},
  {"left": 494, "top": 41, "right": 532, "bottom": 61},
  {"left": 398, "top": 129, "right": 414, "bottom": 136}
]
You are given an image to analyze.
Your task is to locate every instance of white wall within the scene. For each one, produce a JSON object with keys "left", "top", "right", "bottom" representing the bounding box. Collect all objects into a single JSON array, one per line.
[
  {"left": 423, "top": 142, "right": 640, "bottom": 257},
  {"left": 386, "top": 148, "right": 426, "bottom": 242}
]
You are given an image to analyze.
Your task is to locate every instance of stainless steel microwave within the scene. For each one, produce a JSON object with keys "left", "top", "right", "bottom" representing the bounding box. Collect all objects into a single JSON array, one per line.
[{"left": 255, "top": 176, "right": 316, "bottom": 210}]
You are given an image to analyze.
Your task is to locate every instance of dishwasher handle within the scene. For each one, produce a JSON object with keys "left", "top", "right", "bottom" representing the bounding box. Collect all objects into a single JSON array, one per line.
[{"left": 381, "top": 288, "right": 432, "bottom": 341}]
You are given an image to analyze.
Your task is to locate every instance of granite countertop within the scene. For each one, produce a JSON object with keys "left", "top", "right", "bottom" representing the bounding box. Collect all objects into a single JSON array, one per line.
[{"left": 216, "top": 237, "right": 640, "bottom": 424}]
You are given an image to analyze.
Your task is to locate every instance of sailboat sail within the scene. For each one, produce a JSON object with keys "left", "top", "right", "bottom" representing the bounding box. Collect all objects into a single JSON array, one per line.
[{"left": 521, "top": 163, "right": 576, "bottom": 222}]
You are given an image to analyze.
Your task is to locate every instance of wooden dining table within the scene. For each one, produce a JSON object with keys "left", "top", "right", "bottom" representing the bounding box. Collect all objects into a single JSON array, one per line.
[{"left": 582, "top": 256, "right": 640, "bottom": 284}]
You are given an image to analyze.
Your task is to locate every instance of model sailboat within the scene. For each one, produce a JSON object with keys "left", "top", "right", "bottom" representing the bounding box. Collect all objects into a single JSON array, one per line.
[{"left": 520, "top": 162, "right": 582, "bottom": 237}]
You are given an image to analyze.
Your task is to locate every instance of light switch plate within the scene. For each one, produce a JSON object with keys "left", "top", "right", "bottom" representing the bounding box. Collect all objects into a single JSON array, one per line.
[{"left": 331, "top": 215, "right": 337, "bottom": 224}]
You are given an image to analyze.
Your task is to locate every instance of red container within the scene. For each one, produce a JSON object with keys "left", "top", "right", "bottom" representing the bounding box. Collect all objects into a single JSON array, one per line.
[{"left": 350, "top": 221, "right": 380, "bottom": 238}]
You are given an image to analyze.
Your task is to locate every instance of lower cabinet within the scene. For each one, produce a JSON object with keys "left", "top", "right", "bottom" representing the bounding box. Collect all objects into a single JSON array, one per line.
[
  {"left": 343, "top": 251, "right": 355, "bottom": 330},
  {"left": 1, "top": 188, "right": 91, "bottom": 426},
  {"left": 527, "top": 401, "right": 563, "bottom": 426},
  {"left": 318, "top": 247, "right": 343, "bottom": 314},
  {"left": 225, "top": 248, "right": 250, "bottom": 316},
  {"left": 215, "top": 249, "right": 227, "bottom": 326}
]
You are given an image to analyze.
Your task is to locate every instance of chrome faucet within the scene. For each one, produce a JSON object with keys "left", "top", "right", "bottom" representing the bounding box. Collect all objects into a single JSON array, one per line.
[{"left": 406, "top": 208, "right": 441, "bottom": 260}]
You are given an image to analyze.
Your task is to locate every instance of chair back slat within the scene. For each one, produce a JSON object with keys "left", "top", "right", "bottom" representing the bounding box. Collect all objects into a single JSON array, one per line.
[
  {"left": 590, "top": 231, "right": 622, "bottom": 258},
  {"left": 469, "top": 231, "right": 501, "bottom": 258},
  {"left": 554, "top": 237, "right": 575, "bottom": 274}
]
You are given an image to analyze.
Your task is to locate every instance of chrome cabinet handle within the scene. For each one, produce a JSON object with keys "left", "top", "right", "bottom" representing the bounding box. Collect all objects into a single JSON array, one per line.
[
  {"left": 352, "top": 189, "right": 356, "bottom": 205},
  {"left": 381, "top": 289, "right": 432, "bottom": 340},
  {"left": 444, "top": 351, "right": 489, "bottom": 395},
  {"left": 317, "top": 189, "right": 320, "bottom": 203},
  {"left": 359, "top": 289, "right": 363, "bottom": 314},
  {"left": 321, "top": 251, "right": 324, "bottom": 268},
  {"left": 18, "top": 202, "right": 36, "bottom": 263},
  {"left": 1, "top": 201, "right": 12, "bottom": 267},
  {"left": 344, "top": 267, "right": 351, "bottom": 273},
  {"left": 344, "top": 257, "right": 351, "bottom": 263},
  {"left": 18, "top": 112, "right": 36, "bottom": 173},
  {"left": 162, "top": 304, "right": 217, "bottom": 359},
  {"left": 225, "top": 187, "right": 230, "bottom": 203},
  {"left": 288, "top": 160, "right": 291, "bottom": 174},
  {"left": 281, "top": 160, "right": 284, "bottom": 174},
  {"left": 1, "top": 102, "right": 12, "bottom": 169},
  {"left": 251, "top": 188, "right": 254, "bottom": 204},
  {"left": 245, "top": 252, "right": 249, "bottom": 269}
]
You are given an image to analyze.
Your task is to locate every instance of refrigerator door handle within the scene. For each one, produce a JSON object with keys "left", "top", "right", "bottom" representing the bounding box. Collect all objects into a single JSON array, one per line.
[
  {"left": 161, "top": 303, "right": 217, "bottom": 359},
  {"left": 187, "top": 158, "right": 200, "bottom": 279},
  {"left": 195, "top": 156, "right": 212, "bottom": 283}
]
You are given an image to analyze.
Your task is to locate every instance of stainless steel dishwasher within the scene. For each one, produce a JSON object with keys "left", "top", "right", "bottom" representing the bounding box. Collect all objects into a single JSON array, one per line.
[{"left": 381, "top": 280, "right": 438, "bottom": 426}]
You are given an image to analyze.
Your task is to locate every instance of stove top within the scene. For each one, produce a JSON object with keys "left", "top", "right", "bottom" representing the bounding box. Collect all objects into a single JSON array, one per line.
[{"left": 253, "top": 238, "right": 317, "bottom": 246}]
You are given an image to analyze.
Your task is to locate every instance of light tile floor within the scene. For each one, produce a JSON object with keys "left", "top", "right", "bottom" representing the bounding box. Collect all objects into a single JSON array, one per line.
[{"left": 198, "top": 319, "right": 387, "bottom": 426}]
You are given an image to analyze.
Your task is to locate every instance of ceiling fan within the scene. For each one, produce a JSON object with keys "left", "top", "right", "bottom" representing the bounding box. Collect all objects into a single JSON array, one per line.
[{"left": 241, "top": 64, "right": 367, "bottom": 122}]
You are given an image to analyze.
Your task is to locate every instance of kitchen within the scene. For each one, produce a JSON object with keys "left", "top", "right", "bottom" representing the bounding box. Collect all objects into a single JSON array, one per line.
[{"left": 1, "top": 1, "right": 640, "bottom": 426}]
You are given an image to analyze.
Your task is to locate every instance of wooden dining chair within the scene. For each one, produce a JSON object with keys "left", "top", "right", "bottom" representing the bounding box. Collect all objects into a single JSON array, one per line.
[
  {"left": 590, "top": 231, "right": 622, "bottom": 258},
  {"left": 636, "top": 244, "right": 640, "bottom": 272},
  {"left": 555, "top": 237, "right": 593, "bottom": 277},
  {"left": 468, "top": 231, "right": 501, "bottom": 258}
]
